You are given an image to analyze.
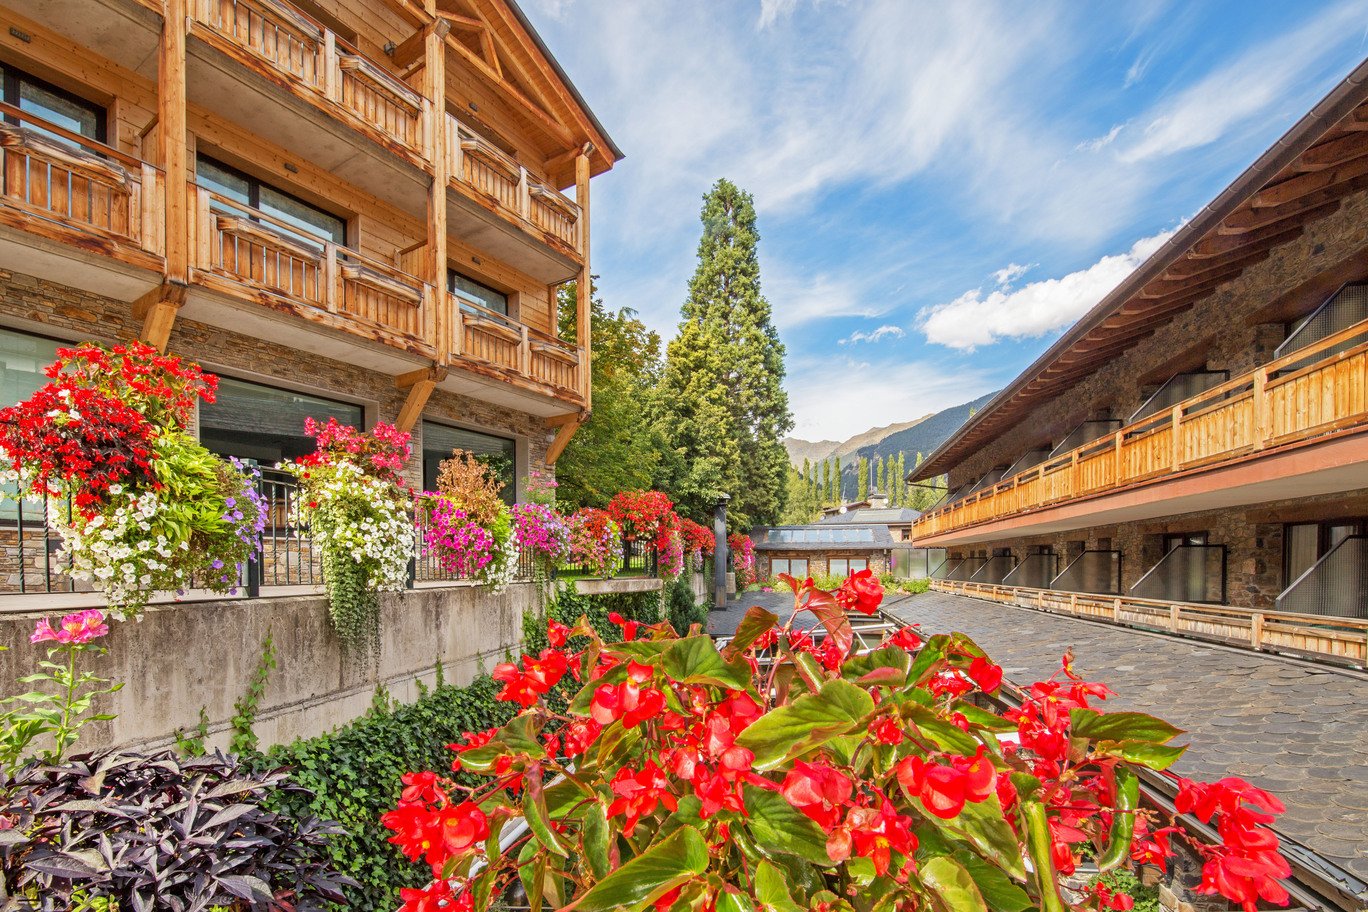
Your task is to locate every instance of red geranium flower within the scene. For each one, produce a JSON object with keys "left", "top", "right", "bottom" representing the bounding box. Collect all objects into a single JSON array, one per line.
[
  {"left": 607, "top": 759, "right": 678, "bottom": 831},
  {"left": 834, "top": 568, "right": 883, "bottom": 615},
  {"left": 780, "top": 760, "right": 852, "bottom": 831}
]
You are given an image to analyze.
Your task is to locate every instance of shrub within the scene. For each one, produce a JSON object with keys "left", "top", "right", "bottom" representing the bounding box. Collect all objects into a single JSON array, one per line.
[
  {"left": 664, "top": 578, "right": 708, "bottom": 635},
  {"left": 385, "top": 572, "right": 1293, "bottom": 912},
  {"left": 1, "top": 750, "right": 353, "bottom": 910},
  {"left": 433, "top": 448, "right": 505, "bottom": 527}
]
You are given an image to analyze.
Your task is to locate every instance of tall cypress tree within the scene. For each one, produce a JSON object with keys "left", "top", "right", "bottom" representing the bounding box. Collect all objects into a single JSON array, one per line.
[
  {"left": 657, "top": 179, "right": 793, "bottom": 528},
  {"left": 828, "top": 457, "right": 839, "bottom": 504},
  {"left": 857, "top": 456, "right": 870, "bottom": 502},
  {"left": 874, "top": 456, "right": 884, "bottom": 497}
]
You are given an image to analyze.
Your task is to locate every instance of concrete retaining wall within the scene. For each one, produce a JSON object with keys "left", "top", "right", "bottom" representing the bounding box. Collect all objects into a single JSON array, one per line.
[{"left": 0, "top": 582, "right": 538, "bottom": 753}]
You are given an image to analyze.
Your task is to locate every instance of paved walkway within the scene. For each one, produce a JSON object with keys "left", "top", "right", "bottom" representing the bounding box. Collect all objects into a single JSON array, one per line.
[{"left": 879, "top": 591, "right": 1368, "bottom": 884}]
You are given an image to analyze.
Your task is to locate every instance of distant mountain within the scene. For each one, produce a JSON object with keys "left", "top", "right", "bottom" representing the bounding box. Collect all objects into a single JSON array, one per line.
[
  {"left": 783, "top": 437, "right": 842, "bottom": 468},
  {"left": 786, "top": 391, "right": 998, "bottom": 500}
]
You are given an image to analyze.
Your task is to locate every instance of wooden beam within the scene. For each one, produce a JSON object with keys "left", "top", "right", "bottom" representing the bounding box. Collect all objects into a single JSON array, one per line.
[
  {"left": 135, "top": 281, "right": 188, "bottom": 353},
  {"left": 426, "top": 18, "right": 451, "bottom": 365},
  {"left": 546, "top": 411, "right": 578, "bottom": 427},
  {"left": 545, "top": 417, "right": 580, "bottom": 465},
  {"left": 1191, "top": 205, "right": 1334, "bottom": 258},
  {"left": 389, "top": 28, "right": 428, "bottom": 69},
  {"left": 436, "top": 11, "right": 484, "bottom": 30},
  {"left": 1163, "top": 249, "right": 1271, "bottom": 282},
  {"left": 160, "top": 0, "right": 189, "bottom": 283},
  {"left": 396, "top": 377, "right": 437, "bottom": 432},
  {"left": 1219, "top": 173, "right": 1368, "bottom": 234},
  {"left": 1299, "top": 130, "right": 1368, "bottom": 170},
  {"left": 575, "top": 151, "right": 591, "bottom": 410},
  {"left": 1251, "top": 152, "right": 1368, "bottom": 208},
  {"left": 395, "top": 364, "right": 448, "bottom": 388}
]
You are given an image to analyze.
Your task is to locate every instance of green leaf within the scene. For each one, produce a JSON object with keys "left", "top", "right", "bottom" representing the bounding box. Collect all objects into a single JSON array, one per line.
[
  {"left": 754, "top": 860, "right": 804, "bottom": 912},
  {"left": 723, "top": 606, "right": 779, "bottom": 660},
  {"left": 905, "top": 633, "right": 950, "bottom": 685},
  {"left": 572, "top": 825, "right": 709, "bottom": 912},
  {"left": 1109, "top": 741, "right": 1186, "bottom": 771},
  {"left": 1021, "top": 800, "right": 1067, "bottom": 912},
  {"left": 946, "top": 796, "right": 1027, "bottom": 881},
  {"left": 662, "top": 635, "right": 753, "bottom": 691},
  {"left": 715, "top": 891, "right": 758, "bottom": 912},
  {"left": 902, "top": 704, "right": 980, "bottom": 755},
  {"left": 1098, "top": 766, "right": 1138, "bottom": 872},
  {"left": 921, "top": 856, "right": 987, "bottom": 912},
  {"left": 583, "top": 802, "right": 612, "bottom": 881},
  {"left": 524, "top": 766, "right": 570, "bottom": 858},
  {"left": 736, "top": 678, "right": 874, "bottom": 769},
  {"left": 1069, "top": 709, "right": 1182, "bottom": 744},
  {"left": 949, "top": 702, "right": 1017, "bottom": 733},
  {"left": 958, "top": 854, "right": 1032, "bottom": 912},
  {"left": 743, "top": 785, "right": 833, "bottom": 866},
  {"left": 460, "top": 714, "right": 545, "bottom": 772},
  {"left": 840, "top": 646, "right": 911, "bottom": 684}
]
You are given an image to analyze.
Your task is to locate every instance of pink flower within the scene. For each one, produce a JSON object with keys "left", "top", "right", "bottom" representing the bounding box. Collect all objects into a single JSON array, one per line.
[{"left": 31, "top": 610, "right": 108, "bottom": 645}]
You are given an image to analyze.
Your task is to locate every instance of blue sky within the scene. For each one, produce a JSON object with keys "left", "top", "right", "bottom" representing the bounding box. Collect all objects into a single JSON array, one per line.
[{"left": 525, "top": 0, "right": 1368, "bottom": 442}]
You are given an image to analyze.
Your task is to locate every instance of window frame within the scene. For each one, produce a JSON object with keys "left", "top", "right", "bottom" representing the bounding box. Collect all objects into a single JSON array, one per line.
[
  {"left": 195, "top": 153, "right": 347, "bottom": 246},
  {"left": 0, "top": 63, "right": 107, "bottom": 143},
  {"left": 448, "top": 268, "right": 511, "bottom": 318},
  {"left": 770, "top": 557, "right": 809, "bottom": 579}
]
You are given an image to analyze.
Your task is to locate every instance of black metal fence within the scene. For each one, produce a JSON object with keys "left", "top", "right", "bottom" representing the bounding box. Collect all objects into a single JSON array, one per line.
[
  {"left": 2, "top": 470, "right": 539, "bottom": 599},
  {"left": 557, "top": 537, "right": 658, "bottom": 579}
]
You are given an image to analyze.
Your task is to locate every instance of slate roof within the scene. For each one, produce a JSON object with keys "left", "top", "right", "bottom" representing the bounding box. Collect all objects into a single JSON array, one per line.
[
  {"left": 817, "top": 507, "right": 920, "bottom": 525},
  {"left": 749, "top": 523, "right": 895, "bottom": 552},
  {"left": 883, "top": 591, "right": 1368, "bottom": 892}
]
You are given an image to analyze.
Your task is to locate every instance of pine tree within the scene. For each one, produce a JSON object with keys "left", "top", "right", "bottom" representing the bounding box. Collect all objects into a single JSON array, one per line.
[
  {"left": 874, "top": 455, "right": 884, "bottom": 497},
  {"left": 894, "top": 453, "right": 907, "bottom": 506},
  {"left": 826, "top": 457, "right": 838, "bottom": 504},
  {"left": 657, "top": 180, "right": 793, "bottom": 528},
  {"left": 857, "top": 456, "right": 870, "bottom": 502},
  {"left": 819, "top": 459, "right": 830, "bottom": 505}
]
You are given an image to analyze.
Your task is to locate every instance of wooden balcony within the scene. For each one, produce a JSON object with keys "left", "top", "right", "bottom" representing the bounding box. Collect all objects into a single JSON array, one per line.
[
  {"left": 0, "top": 104, "right": 165, "bottom": 297},
  {"left": 190, "top": 0, "right": 426, "bottom": 167},
  {"left": 452, "top": 294, "right": 583, "bottom": 400},
  {"left": 913, "top": 318, "right": 1368, "bottom": 542},
  {"left": 447, "top": 114, "right": 583, "bottom": 284}
]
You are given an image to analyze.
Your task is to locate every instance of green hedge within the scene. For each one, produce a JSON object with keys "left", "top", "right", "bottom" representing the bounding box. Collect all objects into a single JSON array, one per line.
[{"left": 258, "top": 587, "right": 669, "bottom": 909}]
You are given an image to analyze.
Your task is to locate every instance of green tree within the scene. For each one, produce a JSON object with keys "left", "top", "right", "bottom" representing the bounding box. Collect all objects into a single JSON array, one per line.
[
  {"left": 657, "top": 179, "right": 793, "bottom": 527},
  {"left": 554, "top": 280, "right": 665, "bottom": 509},
  {"left": 874, "top": 455, "right": 884, "bottom": 497},
  {"left": 856, "top": 456, "right": 870, "bottom": 502},
  {"left": 820, "top": 458, "right": 831, "bottom": 506},
  {"left": 801, "top": 457, "right": 811, "bottom": 492},
  {"left": 894, "top": 452, "right": 907, "bottom": 506},
  {"left": 779, "top": 465, "right": 821, "bottom": 525}
]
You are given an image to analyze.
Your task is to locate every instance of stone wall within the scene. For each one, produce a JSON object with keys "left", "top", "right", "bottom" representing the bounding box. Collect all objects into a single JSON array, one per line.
[
  {"left": 0, "top": 269, "right": 552, "bottom": 493},
  {"left": 0, "top": 583, "right": 538, "bottom": 752},
  {"left": 942, "top": 487, "right": 1368, "bottom": 608},
  {"left": 947, "top": 189, "right": 1368, "bottom": 490}
]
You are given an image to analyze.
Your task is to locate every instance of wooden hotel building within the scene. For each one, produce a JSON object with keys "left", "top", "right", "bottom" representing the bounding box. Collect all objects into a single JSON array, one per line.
[{"left": 910, "top": 61, "right": 1368, "bottom": 658}]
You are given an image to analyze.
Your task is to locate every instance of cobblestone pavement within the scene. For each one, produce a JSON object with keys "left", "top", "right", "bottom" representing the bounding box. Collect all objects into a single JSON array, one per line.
[{"left": 881, "top": 591, "right": 1368, "bottom": 883}]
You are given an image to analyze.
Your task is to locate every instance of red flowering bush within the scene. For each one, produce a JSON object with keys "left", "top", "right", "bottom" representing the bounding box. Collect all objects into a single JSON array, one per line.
[
  {"left": 728, "top": 532, "right": 756, "bottom": 587},
  {"left": 678, "top": 517, "right": 715, "bottom": 570},
  {"left": 607, "top": 490, "right": 679, "bottom": 551},
  {"left": 385, "top": 574, "right": 1289, "bottom": 912}
]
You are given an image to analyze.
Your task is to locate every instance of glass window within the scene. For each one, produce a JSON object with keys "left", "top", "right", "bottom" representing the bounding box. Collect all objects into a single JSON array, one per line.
[
  {"left": 0, "top": 64, "right": 106, "bottom": 143},
  {"left": 449, "top": 270, "right": 509, "bottom": 317},
  {"left": 196, "top": 154, "right": 346, "bottom": 247},
  {"left": 1, "top": 329, "right": 65, "bottom": 520},
  {"left": 771, "top": 558, "right": 808, "bottom": 579},
  {"left": 198, "top": 375, "right": 362, "bottom": 466},
  {"left": 422, "top": 421, "right": 516, "bottom": 504},
  {"left": 829, "top": 558, "right": 868, "bottom": 578}
]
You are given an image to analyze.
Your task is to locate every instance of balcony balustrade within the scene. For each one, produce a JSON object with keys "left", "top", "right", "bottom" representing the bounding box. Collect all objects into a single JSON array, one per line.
[
  {"left": 0, "top": 103, "right": 164, "bottom": 270},
  {"left": 913, "top": 317, "right": 1368, "bottom": 540},
  {"left": 453, "top": 294, "right": 582, "bottom": 395}
]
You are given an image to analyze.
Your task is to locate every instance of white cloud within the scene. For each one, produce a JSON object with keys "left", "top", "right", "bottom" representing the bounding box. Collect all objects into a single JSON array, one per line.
[
  {"left": 917, "top": 226, "right": 1180, "bottom": 350},
  {"left": 1076, "top": 124, "right": 1123, "bottom": 153},
  {"left": 1117, "top": 0, "right": 1368, "bottom": 163},
  {"left": 787, "top": 357, "right": 996, "bottom": 441},
  {"left": 992, "top": 263, "right": 1033, "bottom": 287},
  {"left": 757, "top": 0, "right": 799, "bottom": 28},
  {"left": 840, "top": 325, "right": 905, "bottom": 345}
]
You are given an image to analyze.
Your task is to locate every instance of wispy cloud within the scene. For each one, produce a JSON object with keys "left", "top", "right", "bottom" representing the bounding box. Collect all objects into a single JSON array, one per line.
[
  {"left": 1076, "top": 124, "right": 1123, "bottom": 153},
  {"left": 917, "top": 226, "right": 1180, "bottom": 351},
  {"left": 787, "top": 357, "right": 997, "bottom": 441},
  {"left": 757, "top": 0, "right": 799, "bottom": 28},
  {"left": 992, "top": 263, "right": 1033, "bottom": 286},
  {"left": 840, "top": 325, "right": 905, "bottom": 345},
  {"left": 1117, "top": 0, "right": 1368, "bottom": 163}
]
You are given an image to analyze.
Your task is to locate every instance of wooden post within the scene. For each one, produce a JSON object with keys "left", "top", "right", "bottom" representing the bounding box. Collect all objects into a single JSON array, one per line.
[
  {"left": 1250, "top": 613, "right": 1265, "bottom": 650},
  {"left": 425, "top": 19, "right": 451, "bottom": 365},
  {"left": 1113, "top": 597, "right": 1121, "bottom": 622},
  {"left": 160, "top": 0, "right": 189, "bottom": 285},
  {"left": 134, "top": 281, "right": 188, "bottom": 353},
  {"left": 1112, "top": 430, "right": 1123, "bottom": 483},
  {"left": 1169, "top": 604, "right": 1181, "bottom": 631},
  {"left": 323, "top": 32, "right": 341, "bottom": 102},
  {"left": 1170, "top": 404, "right": 1183, "bottom": 470},
  {"left": 1251, "top": 367, "right": 1269, "bottom": 447},
  {"left": 575, "top": 151, "right": 591, "bottom": 408}
]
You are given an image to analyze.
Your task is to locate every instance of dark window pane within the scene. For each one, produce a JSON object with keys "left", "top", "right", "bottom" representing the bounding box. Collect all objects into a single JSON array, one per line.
[
  {"left": 199, "top": 375, "right": 361, "bottom": 466},
  {"left": 196, "top": 157, "right": 252, "bottom": 206},
  {"left": 449, "top": 271, "right": 508, "bottom": 316},
  {"left": 19, "top": 79, "right": 100, "bottom": 140},
  {"left": 422, "top": 421, "right": 516, "bottom": 504},
  {"left": 261, "top": 185, "right": 345, "bottom": 244},
  {"left": 0, "top": 328, "right": 65, "bottom": 519}
]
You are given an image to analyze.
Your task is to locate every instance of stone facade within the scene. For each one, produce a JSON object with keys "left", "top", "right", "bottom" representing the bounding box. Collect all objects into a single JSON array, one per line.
[{"left": 0, "top": 269, "right": 552, "bottom": 495}]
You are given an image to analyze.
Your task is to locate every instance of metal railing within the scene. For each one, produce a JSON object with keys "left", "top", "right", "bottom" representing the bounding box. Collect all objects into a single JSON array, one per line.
[
  {"left": 1275, "top": 535, "right": 1368, "bottom": 619},
  {"left": 1131, "top": 544, "right": 1227, "bottom": 605},
  {"left": 1001, "top": 552, "right": 1059, "bottom": 589},
  {"left": 968, "top": 554, "right": 1017, "bottom": 585},
  {"left": 1050, "top": 549, "right": 1121, "bottom": 595},
  {"left": 1, "top": 470, "right": 542, "bottom": 602},
  {"left": 558, "top": 538, "right": 658, "bottom": 579}
]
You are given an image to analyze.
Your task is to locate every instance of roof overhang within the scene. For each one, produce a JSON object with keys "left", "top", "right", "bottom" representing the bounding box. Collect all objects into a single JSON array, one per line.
[{"left": 914, "top": 56, "right": 1368, "bottom": 481}]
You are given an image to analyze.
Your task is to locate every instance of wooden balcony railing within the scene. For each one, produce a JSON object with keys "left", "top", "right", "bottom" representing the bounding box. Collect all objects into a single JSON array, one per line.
[
  {"left": 447, "top": 114, "right": 581, "bottom": 254},
  {"left": 914, "top": 318, "right": 1368, "bottom": 539},
  {"left": 451, "top": 293, "right": 582, "bottom": 394},
  {"left": 0, "top": 104, "right": 164, "bottom": 268},
  {"left": 932, "top": 579, "right": 1368, "bottom": 668},
  {"left": 193, "top": 0, "right": 425, "bottom": 161},
  {"left": 191, "top": 184, "right": 431, "bottom": 351}
]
